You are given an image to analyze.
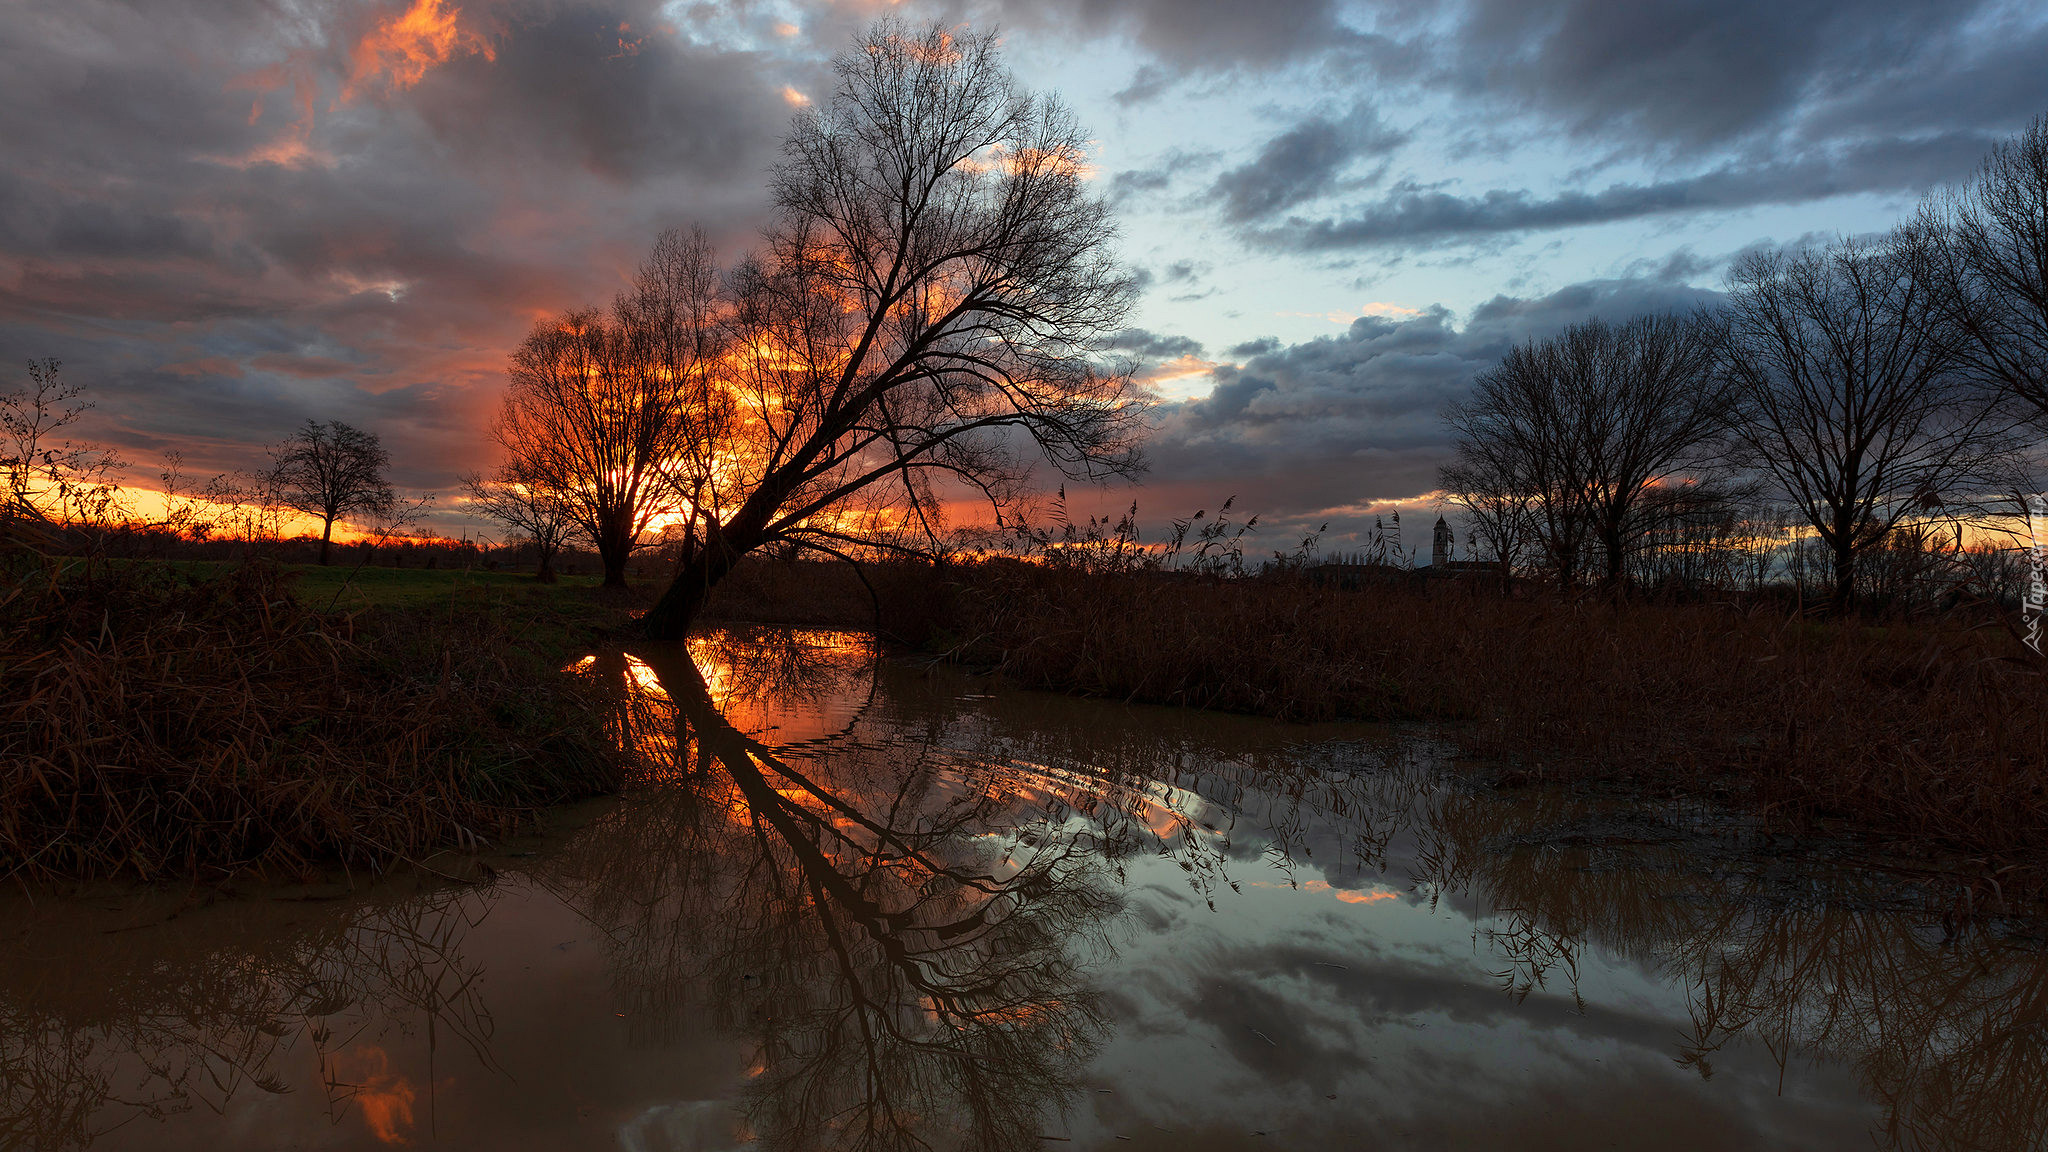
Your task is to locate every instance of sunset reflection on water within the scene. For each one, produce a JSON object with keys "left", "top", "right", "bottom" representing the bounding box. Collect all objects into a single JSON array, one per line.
[{"left": 5, "top": 628, "right": 2048, "bottom": 1151}]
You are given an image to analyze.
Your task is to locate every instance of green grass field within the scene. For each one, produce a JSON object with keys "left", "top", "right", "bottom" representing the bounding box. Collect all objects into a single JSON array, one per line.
[
  {"left": 102, "top": 559, "right": 648, "bottom": 655},
  {"left": 146, "top": 559, "right": 604, "bottom": 609},
  {"left": 282, "top": 563, "right": 605, "bottom": 609}
]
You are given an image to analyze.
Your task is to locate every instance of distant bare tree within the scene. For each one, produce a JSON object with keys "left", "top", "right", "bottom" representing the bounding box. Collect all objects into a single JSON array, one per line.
[
  {"left": 1913, "top": 115, "right": 2048, "bottom": 429},
  {"left": 1625, "top": 486, "right": 1778, "bottom": 594},
  {"left": 1438, "top": 458, "right": 1537, "bottom": 583},
  {"left": 636, "top": 21, "right": 1145, "bottom": 639},
  {"left": 1444, "top": 314, "right": 1730, "bottom": 591},
  {"left": 494, "top": 229, "right": 725, "bottom": 589},
  {"left": 268, "top": 419, "right": 396, "bottom": 565},
  {"left": 461, "top": 467, "right": 576, "bottom": 582},
  {"left": 1718, "top": 237, "right": 2010, "bottom": 613},
  {"left": 1445, "top": 341, "right": 1592, "bottom": 586}
]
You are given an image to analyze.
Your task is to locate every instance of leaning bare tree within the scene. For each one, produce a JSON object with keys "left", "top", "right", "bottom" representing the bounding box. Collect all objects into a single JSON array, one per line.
[
  {"left": 1444, "top": 314, "right": 1730, "bottom": 591},
  {"left": 636, "top": 21, "right": 1145, "bottom": 638},
  {"left": 493, "top": 229, "right": 725, "bottom": 589},
  {"left": 461, "top": 467, "right": 577, "bottom": 582},
  {"left": 1719, "top": 237, "right": 2011, "bottom": 614},
  {"left": 1913, "top": 115, "right": 2048, "bottom": 429},
  {"left": 269, "top": 420, "right": 396, "bottom": 565}
]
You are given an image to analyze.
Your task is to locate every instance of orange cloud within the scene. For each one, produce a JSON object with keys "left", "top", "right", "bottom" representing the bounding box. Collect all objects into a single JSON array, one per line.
[
  {"left": 345, "top": 0, "right": 495, "bottom": 100},
  {"left": 223, "top": 55, "right": 327, "bottom": 168},
  {"left": 1278, "top": 302, "right": 1426, "bottom": 325},
  {"left": 1138, "top": 353, "right": 1220, "bottom": 401}
]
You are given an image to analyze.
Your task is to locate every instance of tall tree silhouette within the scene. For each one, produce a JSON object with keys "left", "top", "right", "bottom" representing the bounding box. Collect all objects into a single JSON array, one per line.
[
  {"left": 1444, "top": 314, "right": 1730, "bottom": 589},
  {"left": 1913, "top": 116, "right": 2048, "bottom": 430},
  {"left": 635, "top": 21, "right": 1145, "bottom": 638},
  {"left": 493, "top": 229, "right": 725, "bottom": 589},
  {"left": 460, "top": 465, "right": 577, "bottom": 582},
  {"left": 1719, "top": 238, "right": 2009, "bottom": 613}
]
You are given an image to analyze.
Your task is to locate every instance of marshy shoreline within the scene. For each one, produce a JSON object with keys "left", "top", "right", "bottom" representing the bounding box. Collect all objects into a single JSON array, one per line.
[{"left": 6, "top": 551, "right": 2046, "bottom": 916}]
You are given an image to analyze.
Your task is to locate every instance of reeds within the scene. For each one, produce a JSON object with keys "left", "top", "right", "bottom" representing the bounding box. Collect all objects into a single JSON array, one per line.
[
  {"left": 0, "top": 552, "right": 617, "bottom": 880},
  {"left": 939, "top": 562, "right": 2048, "bottom": 891}
]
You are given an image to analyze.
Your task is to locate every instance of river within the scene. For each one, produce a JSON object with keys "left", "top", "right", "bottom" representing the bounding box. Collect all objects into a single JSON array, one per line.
[{"left": 3, "top": 627, "right": 2043, "bottom": 1151}]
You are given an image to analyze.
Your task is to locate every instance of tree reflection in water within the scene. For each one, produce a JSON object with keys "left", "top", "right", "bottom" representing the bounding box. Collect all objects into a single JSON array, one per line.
[
  {"left": 1409, "top": 787, "right": 2048, "bottom": 1152},
  {"left": 0, "top": 883, "right": 495, "bottom": 1151},
  {"left": 4, "top": 628, "right": 2048, "bottom": 1151},
  {"left": 553, "top": 636, "right": 1126, "bottom": 1152}
]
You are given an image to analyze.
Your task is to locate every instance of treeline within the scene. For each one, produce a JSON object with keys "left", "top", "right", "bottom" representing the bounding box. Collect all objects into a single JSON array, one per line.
[{"left": 1441, "top": 117, "right": 2048, "bottom": 614}]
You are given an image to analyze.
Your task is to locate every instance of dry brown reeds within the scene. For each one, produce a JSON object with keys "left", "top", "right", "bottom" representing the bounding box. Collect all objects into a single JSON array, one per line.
[
  {"left": 0, "top": 552, "right": 617, "bottom": 881},
  {"left": 939, "top": 561, "right": 2048, "bottom": 890}
]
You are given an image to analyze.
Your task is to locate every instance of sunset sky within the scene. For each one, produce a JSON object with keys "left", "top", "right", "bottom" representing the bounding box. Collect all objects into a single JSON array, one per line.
[{"left": 5, "top": 0, "right": 2046, "bottom": 548}]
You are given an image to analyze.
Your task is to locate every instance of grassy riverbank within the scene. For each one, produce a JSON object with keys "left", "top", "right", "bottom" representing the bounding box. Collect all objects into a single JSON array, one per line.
[{"left": 0, "top": 554, "right": 634, "bottom": 881}]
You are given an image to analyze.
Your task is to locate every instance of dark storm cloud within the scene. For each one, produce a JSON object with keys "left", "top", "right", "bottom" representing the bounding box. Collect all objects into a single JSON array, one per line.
[
  {"left": 1107, "top": 148, "right": 1221, "bottom": 206},
  {"left": 1005, "top": 0, "right": 1375, "bottom": 74},
  {"left": 1106, "top": 327, "right": 1205, "bottom": 361},
  {"left": 1211, "top": 104, "right": 1407, "bottom": 223},
  {"left": 1130, "top": 275, "right": 1722, "bottom": 545},
  {"left": 1263, "top": 131, "right": 2004, "bottom": 250},
  {"left": 1018, "top": 0, "right": 2045, "bottom": 248},
  {"left": 1443, "top": 0, "right": 2015, "bottom": 148},
  {"left": 0, "top": 0, "right": 796, "bottom": 517},
  {"left": 408, "top": 5, "right": 794, "bottom": 182}
]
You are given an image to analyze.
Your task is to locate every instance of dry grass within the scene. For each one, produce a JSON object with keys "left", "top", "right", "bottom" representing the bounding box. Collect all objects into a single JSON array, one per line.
[
  {"left": 0, "top": 552, "right": 619, "bottom": 881},
  {"left": 937, "top": 561, "right": 2048, "bottom": 891}
]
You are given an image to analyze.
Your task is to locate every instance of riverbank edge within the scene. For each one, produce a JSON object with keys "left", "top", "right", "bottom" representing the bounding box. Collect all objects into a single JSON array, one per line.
[
  {"left": 0, "top": 553, "right": 635, "bottom": 882},
  {"left": 700, "top": 556, "right": 2048, "bottom": 911},
  {"left": 12, "top": 553, "right": 2045, "bottom": 913}
]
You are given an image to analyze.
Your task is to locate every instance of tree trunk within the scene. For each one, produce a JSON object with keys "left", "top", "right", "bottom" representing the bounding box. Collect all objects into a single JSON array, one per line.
[
  {"left": 1601, "top": 521, "right": 1627, "bottom": 592},
  {"left": 319, "top": 517, "right": 334, "bottom": 565},
  {"left": 536, "top": 549, "right": 558, "bottom": 584},
  {"left": 1553, "top": 541, "right": 1577, "bottom": 590},
  {"left": 1831, "top": 542, "right": 1857, "bottom": 616},
  {"left": 595, "top": 522, "right": 628, "bottom": 588},
  {"left": 643, "top": 545, "right": 743, "bottom": 640}
]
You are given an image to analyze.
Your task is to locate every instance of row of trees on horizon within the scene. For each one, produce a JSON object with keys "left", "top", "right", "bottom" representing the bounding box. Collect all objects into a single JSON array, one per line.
[{"left": 1439, "top": 116, "right": 2048, "bottom": 614}]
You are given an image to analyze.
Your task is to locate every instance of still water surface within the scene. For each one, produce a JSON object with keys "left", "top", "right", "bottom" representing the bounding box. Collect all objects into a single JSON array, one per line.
[{"left": 4, "top": 629, "right": 2045, "bottom": 1151}]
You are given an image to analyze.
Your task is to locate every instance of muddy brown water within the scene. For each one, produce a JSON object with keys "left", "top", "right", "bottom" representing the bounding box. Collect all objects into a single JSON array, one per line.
[{"left": 4, "top": 628, "right": 2045, "bottom": 1152}]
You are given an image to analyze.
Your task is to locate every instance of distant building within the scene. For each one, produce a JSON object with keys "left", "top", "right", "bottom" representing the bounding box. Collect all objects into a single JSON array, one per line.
[{"left": 1431, "top": 515, "right": 1453, "bottom": 568}]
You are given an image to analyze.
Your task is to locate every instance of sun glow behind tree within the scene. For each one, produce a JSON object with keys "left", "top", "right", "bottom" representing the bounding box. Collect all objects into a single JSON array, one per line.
[{"left": 485, "top": 19, "right": 1148, "bottom": 625}]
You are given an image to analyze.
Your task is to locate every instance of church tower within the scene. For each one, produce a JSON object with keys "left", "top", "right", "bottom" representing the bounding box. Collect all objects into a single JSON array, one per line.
[{"left": 1432, "top": 515, "right": 1452, "bottom": 568}]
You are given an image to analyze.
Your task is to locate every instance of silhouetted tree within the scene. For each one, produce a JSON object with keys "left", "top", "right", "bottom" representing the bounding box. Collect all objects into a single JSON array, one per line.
[
  {"left": 494, "top": 229, "right": 725, "bottom": 589},
  {"left": 1444, "top": 314, "right": 1730, "bottom": 590},
  {"left": 461, "top": 467, "right": 576, "bottom": 582},
  {"left": 1913, "top": 115, "right": 2048, "bottom": 429},
  {"left": 1718, "top": 237, "right": 2008, "bottom": 614},
  {"left": 1437, "top": 457, "right": 1537, "bottom": 583},
  {"left": 1, "top": 359, "right": 125, "bottom": 535},
  {"left": 268, "top": 420, "right": 395, "bottom": 565},
  {"left": 636, "top": 21, "right": 1145, "bottom": 639}
]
